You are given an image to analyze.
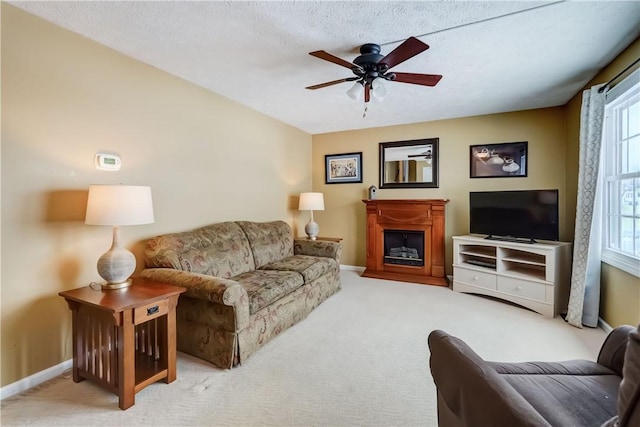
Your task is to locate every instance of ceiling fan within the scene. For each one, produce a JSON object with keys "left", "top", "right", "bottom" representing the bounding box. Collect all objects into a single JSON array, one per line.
[
  {"left": 305, "top": 36, "right": 442, "bottom": 104},
  {"left": 408, "top": 150, "right": 432, "bottom": 160}
]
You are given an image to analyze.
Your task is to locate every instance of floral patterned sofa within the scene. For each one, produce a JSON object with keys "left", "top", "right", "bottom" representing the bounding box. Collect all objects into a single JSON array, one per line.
[{"left": 140, "top": 220, "right": 342, "bottom": 369}]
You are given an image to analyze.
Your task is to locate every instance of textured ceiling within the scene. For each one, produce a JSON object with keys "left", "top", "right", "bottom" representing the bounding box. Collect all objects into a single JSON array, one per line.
[{"left": 9, "top": 1, "right": 640, "bottom": 134}]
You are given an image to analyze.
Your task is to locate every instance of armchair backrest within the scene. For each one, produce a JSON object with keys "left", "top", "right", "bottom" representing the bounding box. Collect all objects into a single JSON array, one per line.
[
  {"left": 597, "top": 325, "right": 635, "bottom": 377},
  {"left": 428, "top": 330, "right": 550, "bottom": 427},
  {"left": 618, "top": 325, "right": 640, "bottom": 427}
]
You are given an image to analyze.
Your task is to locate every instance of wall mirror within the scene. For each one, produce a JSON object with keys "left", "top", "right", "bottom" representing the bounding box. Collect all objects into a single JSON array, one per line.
[{"left": 379, "top": 138, "right": 439, "bottom": 189}]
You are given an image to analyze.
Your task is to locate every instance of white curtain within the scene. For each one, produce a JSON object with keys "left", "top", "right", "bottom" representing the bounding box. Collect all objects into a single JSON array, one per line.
[{"left": 566, "top": 84, "right": 606, "bottom": 328}]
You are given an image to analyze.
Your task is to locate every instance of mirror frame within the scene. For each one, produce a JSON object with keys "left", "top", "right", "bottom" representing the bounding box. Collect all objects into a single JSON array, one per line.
[{"left": 379, "top": 138, "right": 439, "bottom": 189}]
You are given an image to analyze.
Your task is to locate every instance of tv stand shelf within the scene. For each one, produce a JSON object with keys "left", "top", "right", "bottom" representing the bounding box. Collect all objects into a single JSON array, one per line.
[{"left": 452, "top": 235, "right": 571, "bottom": 317}]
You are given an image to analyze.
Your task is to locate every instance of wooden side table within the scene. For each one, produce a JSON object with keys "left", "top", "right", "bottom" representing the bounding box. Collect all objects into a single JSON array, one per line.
[
  {"left": 315, "top": 237, "right": 343, "bottom": 242},
  {"left": 59, "top": 278, "right": 186, "bottom": 410}
]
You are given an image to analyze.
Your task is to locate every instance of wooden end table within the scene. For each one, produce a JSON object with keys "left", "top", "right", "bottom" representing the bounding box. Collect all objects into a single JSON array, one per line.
[
  {"left": 59, "top": 278, "right": 186, "bottom": 410},
  {"left": 315, "top": 237, "right": 343, "bottom": 242}
]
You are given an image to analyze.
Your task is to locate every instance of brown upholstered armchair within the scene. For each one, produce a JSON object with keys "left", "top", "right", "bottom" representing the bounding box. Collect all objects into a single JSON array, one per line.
[{"left": 428, "top": 324, "right": 640, "bottom": 427}]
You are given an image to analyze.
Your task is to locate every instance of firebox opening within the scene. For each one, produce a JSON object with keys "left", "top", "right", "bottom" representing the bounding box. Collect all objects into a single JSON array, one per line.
[{"left": 383, "top": 230, "right": 425, "bottom": 267}]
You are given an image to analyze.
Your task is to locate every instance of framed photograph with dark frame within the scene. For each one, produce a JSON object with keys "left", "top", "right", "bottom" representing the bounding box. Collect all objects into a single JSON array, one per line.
[
  {"left": 325, "top": 152, "right": 363, "bottom": 184},
  {"left": 470, "top": 141, "right": 528, "bottom": 178},
  {"left": 379, "top": 138, "right": 439, "bottom": 189}
]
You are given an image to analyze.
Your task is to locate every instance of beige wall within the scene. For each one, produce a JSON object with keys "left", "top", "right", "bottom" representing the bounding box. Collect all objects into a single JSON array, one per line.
[
  {"left": 1, "top": 4, "right": 312, "bottom": 387},
  {"left": 564, "top": 37, "right": 640, "bottom": 328},
  {"left": 312, "top": 108, "right": 567, "bottom": 268}
]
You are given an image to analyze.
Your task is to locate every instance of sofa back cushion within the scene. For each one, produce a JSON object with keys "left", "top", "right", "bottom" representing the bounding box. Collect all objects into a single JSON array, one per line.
[
  {"left": 144, "top": 222, "right": 255, "bottom": 278},
  {"left": 236, "top": 221, "right": 294, "bottom": 268}
]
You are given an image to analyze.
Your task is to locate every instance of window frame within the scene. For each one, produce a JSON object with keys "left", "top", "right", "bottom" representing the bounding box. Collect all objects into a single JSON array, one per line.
[{"left": 600, "top": 68, "right": 640, "bottom": 278}]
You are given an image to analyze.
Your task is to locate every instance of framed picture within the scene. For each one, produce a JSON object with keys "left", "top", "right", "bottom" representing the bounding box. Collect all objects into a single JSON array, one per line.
[
  {"left": 470, "top": 141, "right": 528, "bottom": 178},
  {"left": 325, "top": 152, "right": 363, "bottom": 184},
  {"left": 379, "top": 138, "right": 439, "bottom": 188}
]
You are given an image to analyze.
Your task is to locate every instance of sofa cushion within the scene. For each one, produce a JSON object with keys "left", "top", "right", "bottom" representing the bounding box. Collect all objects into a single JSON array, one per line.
[
  {"left": 144, "top": 222, "right": 255, "bottom": 278},
  {"left": 232, "top": 270, "right": 304, "bottom": 314},
  {"left": 260, "top": 255, "right": 338, "bottom": 283},
  {"left": 502, "top": 373, "right": 620, "bottom": 426},
  {"left": 236, "top": 221, "right": 294, "bottom": 268}
]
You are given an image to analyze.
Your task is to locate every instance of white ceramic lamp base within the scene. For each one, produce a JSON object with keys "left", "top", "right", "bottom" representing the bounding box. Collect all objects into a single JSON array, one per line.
[
  {"left": 97, "top": 227, "right": 136, "bottom": 290},
  {"left": 305, "top": 221, "right": 319, "bottom": 240}
]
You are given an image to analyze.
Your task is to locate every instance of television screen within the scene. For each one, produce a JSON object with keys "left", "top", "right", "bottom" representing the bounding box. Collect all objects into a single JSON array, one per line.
[{"left": 469, "top": 190, "right": 559, "bottom": 242}]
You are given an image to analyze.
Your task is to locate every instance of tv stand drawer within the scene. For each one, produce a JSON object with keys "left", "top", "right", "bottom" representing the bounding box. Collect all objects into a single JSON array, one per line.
[
  {"left": 497, "top": 276, "right": 546, "bottom": 302},
  {"left": 453, "top": 267, "right": 496, "bottom": 290}
]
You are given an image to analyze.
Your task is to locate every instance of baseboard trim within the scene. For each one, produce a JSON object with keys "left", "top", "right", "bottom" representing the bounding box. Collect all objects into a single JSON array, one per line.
[
  {"left": 1, "top": 359, "right": 72, "bottom": 400},
  {"left": 598, "top": 317, "right": 613, "bottom": 334},
  {"left": 340, "top": 264, "right": 365, "bottom": 273}
]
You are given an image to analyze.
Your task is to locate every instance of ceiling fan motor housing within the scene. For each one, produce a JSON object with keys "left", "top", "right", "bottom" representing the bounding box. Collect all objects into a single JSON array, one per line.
[{"left": 352, "top": 43, "right": 392, "bottom": 84}]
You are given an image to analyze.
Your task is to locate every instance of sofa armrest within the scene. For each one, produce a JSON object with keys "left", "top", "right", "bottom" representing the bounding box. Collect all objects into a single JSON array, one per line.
[
  {"left": 428, "top": 330, "right": 551, "bottom": 427},
  {"left": 294, "top": 238, "right": 342, "bottom": 262},
  {"left": 598, "top": 325, "right": 635, "bottom": 377},
  {"left": 140, "top": 268, "right": 250, "bottom": 330}
]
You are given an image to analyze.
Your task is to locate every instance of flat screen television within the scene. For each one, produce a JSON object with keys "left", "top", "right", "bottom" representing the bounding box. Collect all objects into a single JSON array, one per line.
[{"left": 469, "top": 189, "right": 559, "bottom": 242}]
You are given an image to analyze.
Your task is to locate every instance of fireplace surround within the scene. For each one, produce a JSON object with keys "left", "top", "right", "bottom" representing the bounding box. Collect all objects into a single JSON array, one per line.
[{"left": 362, "top": 199, "right": 449, "bottom": 286}]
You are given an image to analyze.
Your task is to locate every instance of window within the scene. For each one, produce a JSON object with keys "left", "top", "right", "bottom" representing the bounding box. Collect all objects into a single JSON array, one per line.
[{"left": 601, "top": 68, "right": 640, "bottom": 277}]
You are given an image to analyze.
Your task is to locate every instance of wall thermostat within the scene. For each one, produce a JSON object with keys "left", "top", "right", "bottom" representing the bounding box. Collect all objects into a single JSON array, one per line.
[{"left": 95, "top": 152, "right": 121, "bottom": 171}]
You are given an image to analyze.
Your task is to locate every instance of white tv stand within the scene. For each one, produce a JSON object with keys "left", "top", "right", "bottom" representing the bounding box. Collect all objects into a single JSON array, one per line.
[{"left": 452, "top": 235, "right": 572, "bottom": 318}]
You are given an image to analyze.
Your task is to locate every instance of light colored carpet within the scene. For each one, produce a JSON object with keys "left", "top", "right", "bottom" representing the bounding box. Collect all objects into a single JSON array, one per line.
[{"left": 1, "top": 271, "right": 606, "bottom": 426}]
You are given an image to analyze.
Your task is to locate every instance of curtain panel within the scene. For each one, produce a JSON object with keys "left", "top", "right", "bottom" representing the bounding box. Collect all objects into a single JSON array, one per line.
[{"left": 567, "top": 84, "right": 606, "bottom": 328}]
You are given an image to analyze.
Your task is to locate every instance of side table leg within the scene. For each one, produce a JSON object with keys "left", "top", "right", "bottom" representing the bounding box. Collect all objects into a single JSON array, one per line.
[
  {"left": 165, "top": 295, "right": 179, "bottom": 383},
  {"left": 118, "top": 309, "right": 136, "bottom": 410},
  {"left": 69, "top": 304, "right": 85, "bottom": 383}
]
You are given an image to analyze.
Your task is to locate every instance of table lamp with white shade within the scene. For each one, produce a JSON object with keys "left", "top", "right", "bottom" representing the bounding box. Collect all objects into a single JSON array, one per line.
[
  {"left": 298, "top": 192, "right": 324, "bottom": 240},
  {"left": 85, "top": 185, "right": 154, "bottom": 290}
]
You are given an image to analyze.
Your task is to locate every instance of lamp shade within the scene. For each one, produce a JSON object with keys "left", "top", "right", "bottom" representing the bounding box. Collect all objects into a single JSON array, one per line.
[
  {"left": 85, "top": 185, "right": 154, "bottom": 226},
  {"left": 298, "top": 192, "right": 324, "bottom": 211}
]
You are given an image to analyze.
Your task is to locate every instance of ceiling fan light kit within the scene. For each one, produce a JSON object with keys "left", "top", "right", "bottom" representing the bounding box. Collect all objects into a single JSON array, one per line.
[
  {"left": 346, "top": 81, "right": 364, "bottom": 100},
  {"left": 371, "top": 78, "right": 387, "bottom": 100},
  {"left": 306, "top": 36, "right": 442, "bottom": 115}
]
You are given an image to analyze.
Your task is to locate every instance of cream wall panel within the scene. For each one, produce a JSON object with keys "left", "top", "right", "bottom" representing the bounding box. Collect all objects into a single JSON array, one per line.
[
  {"left": 601, "top": 264, "right": 640, "bottom": 327},
  {"left": 312, "top": 108, "right": 566, "bottom": 269},
  {"left": 1, "top": 4, "right": 311, "bottom": 386}
]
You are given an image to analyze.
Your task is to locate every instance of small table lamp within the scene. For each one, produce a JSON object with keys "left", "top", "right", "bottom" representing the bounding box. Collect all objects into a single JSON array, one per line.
[
  {"left": 85, "top": 185, "right": 154, "bottom": 290},
  {"left": 299, "top": 192, "right": 324, "bottom": 240}
]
